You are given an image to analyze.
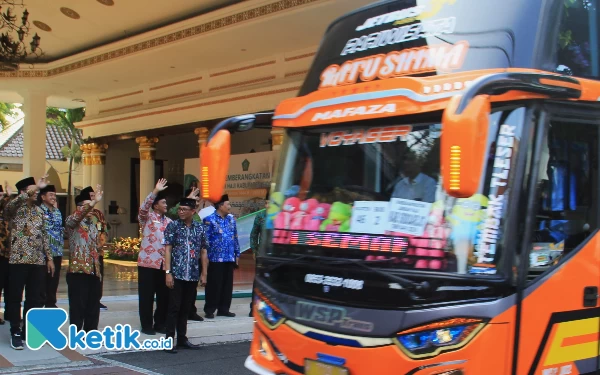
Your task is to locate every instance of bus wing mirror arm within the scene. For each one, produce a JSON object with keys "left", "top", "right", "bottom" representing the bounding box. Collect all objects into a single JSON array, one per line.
[
  {"left": 207, "top": 112, "right": 274, "bottom": 143},
  {"left": 201, "top": 112, "right": 273, "bottom": 203},
  {"left": 441, "top": 72, "right": 581, "bottom": 199},
  {"left": 453, "top": 72, "right": 581, "bottom": 115}
]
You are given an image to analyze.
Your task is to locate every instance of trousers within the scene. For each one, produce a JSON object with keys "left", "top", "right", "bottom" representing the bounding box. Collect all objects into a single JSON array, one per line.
[
  {"left": 42, "top": 256, "right": 62, "bottom": 307},
  {"left": 204, "top": 262, "right": 234, "bottom": 315},
  {"left": 138, "top": 266, "right": 168, "bottom": 330},
  {"left": 165, "top": 278, "right": 197, "bottom": 343},
  {"left": 67, "top": 273, "right": 101, "bottom": 332},
  {"left": 6, "top": 263, "right": 46, "bottom": 336}
]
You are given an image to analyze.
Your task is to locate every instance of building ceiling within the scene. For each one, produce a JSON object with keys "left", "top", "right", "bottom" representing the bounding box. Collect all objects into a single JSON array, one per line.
[
  {"left": 0, "top": 0, "right": 374, "bottom": 109},
  {"left": 11, "top": 0, "right": 244, "bottom": 62}
]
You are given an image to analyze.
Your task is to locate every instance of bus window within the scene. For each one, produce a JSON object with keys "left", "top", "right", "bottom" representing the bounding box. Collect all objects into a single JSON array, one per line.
[
  {"left": 527, "top": 120, "right": 599, "bottom": 280},
  {"left": 556, "top": 0, "right": 600, "bottom": 77}
]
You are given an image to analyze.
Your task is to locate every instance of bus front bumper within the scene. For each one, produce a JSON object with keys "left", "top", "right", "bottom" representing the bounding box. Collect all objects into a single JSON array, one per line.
[{"left": 245, "top": 355, "right": 278, "bottom": 375}]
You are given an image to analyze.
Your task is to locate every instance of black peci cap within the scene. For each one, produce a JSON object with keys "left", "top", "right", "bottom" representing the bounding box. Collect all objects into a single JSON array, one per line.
[
  {"left": 179, "top": 198, "right": 196, "bottom": 208},
  {"left": 40, "top": 185, "right": 56, "bottom": 195},
  {"left": 16, "top": 177, "right": 36, "bottom": 192}
]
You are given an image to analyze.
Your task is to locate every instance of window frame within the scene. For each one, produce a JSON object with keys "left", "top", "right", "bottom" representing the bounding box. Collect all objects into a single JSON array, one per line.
[{"left": 518, "top": 101, "right": 600, "bottom": 288}]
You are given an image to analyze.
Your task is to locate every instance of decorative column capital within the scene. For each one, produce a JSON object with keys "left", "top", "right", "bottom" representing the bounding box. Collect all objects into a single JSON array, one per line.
[
  {"left": 80, "top": 144, "right": 92, "bottom": 166},
  {"left": 194, "top": 127, "right": 209, "bottom": 145},
  {"left": 271, "top": 128, "right": 284, "bottom": 149},
  {"left": 89, "top": 143, "right": 108, "bottom": 165},
  {"left": 136, "top": 136, "right": 159, "bottom": 160}
]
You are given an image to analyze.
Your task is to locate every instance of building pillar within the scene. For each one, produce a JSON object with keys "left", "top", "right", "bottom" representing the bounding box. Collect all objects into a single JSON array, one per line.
[
  {"left": 194, "top": 127, "right": 209, "bottom": 149},
  {"left": 271, "top": 128, "right": 284, "bottom": 152},
  {"left": 136, "top": 136, "right": 159, "bottom": 203},
  {"left": 21, "top": 91, "right": 47, "bottom": 179},
  {"left": 80, "top": 144, "right": 92, "bottom": 188},
  {"left": 90, "top": 143, "right": 108, "bottom": 189},
  {"left": 270, "top": 128, "right": 284, "bottom": 183}
]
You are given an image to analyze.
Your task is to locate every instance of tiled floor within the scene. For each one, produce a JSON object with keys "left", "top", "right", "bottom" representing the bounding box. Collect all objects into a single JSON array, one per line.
[{"left": 56, "top": 251, "right": 256, "bottom": 299}]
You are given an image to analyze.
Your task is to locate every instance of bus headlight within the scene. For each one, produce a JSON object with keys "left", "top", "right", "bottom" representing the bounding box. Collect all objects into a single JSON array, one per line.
[
  {"left": 394, "top": 318, "right": 486, "bottom": 359},
  {"left": 256, "top": 295, "right": 286, "bottom": 329}
]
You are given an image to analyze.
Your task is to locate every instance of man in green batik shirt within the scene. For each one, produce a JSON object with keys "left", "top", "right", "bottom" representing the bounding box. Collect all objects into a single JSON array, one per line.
[
  {"left": 249, "top": 190, "right": 268, "bottom": 317},
  {"left": 167, "top": 188, "right": 213, "bottom": 223}
]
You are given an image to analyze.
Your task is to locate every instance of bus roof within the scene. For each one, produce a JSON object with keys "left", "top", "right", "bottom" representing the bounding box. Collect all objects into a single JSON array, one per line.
[{"left": 273, "top": 0, "right": 595, "bottom": 128}]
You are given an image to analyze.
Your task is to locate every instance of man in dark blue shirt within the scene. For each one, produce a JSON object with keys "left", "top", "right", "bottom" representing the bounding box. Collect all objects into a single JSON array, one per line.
[
  {"left": 163, "top": 198, "right": 207, "bottom": 353},
  {"left": 203, "top": 194, "right": 240, "bottom": 319}
]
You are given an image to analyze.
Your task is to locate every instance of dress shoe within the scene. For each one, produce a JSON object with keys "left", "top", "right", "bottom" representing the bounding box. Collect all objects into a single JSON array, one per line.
[
  {"left": 217, "top": 311, "right": 236, "bottom": 317},
  {"left": 189, "top": 313, "right": 204, "bottom": 321},
  {"left": 177, "top": 340, "right": 200, "bottom": 350},
  {"left": 248, "top": 311, "right": 253, "bottom": 317},
  {"left": 141, "top": 328, "right": 156, "bottom": 335},
  {"left": 205, "top": 313, "right": 215, "bottom": 319}
]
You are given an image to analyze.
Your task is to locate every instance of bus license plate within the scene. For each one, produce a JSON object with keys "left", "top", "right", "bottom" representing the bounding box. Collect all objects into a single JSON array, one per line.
[{"left": 305, "top": 359, "right": 349, "bottom": 375}]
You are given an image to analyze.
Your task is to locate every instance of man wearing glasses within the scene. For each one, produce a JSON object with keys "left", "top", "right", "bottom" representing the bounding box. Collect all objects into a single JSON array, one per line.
[{"left": 163, "top": 197, "right": 208, "bottom": 353}]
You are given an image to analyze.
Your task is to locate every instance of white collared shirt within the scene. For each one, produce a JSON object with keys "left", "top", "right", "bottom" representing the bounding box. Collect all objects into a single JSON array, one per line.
[{"left": 391, "top": 173, "right": 437, "bottom": 203}]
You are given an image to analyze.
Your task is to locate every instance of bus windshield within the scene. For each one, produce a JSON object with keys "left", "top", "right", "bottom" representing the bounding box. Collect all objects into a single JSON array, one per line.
[{"left": 262, "top": 110, "right": 525, "bottom": 277}]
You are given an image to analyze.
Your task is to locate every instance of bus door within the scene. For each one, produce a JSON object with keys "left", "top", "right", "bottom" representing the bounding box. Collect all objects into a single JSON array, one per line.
[{"left": 516, "top": 104, "right": 600, "bottom": 375}]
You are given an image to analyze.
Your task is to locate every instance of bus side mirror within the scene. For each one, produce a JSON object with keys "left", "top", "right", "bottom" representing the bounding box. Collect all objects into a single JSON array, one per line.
[
  {"left": 441, "top": 94, "right": 490, "bottom": 198},
  {"left": 200, "top": 130, "right": 231, "bottom": 202}
]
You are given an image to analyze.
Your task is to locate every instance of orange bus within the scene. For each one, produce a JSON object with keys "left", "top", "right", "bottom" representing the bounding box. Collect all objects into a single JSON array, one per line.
[{"left": 200, "top": 0, "right": 600, "bottom": 374}]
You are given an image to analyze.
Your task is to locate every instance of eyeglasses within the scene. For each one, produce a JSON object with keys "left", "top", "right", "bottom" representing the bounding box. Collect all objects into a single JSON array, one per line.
[{"left": 178, "top": 207, "right": 192, "bottom": 212}]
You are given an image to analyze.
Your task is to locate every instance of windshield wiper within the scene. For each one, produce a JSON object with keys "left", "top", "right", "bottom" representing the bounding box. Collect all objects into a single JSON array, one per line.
[
  {"left": 262, "top": 254, "right": 429, "bottom": 291},
  {"left": 328, "top": 258, "right": 430, "bottom": 291}
]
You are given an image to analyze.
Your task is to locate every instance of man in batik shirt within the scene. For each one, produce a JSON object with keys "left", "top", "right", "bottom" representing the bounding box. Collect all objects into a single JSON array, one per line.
[
  {"left": 184, "top": 188, "right": 209, "bottom": 322},
  {"left": 163, "top": 198, "right": 206, "bottom": 353},
  {"left": 168, "top": 188, "right": 210, "bottom": 322},
  {"left": 137, "top": 178, "right": 172, "bottom": 335},
  {"left": 38, "top": 185, "right": 64, "bottom": 308},
  {"left": 248, "top": 190, "right": 268, "bottom": 316},
  {"left": 79, "top": 186, "right": 109, "bottom": 310},
  {"left": 4, "top": 176, "right": 55, "bottom": 350},
  {"left": 0, "top": 184, "right": 10, "bottom": 325},
  {"left": 65, "top": 186, "right": 104, "bottom": 332},
  {"left": 203, "top": 194, "right": 240, "bottom": 319}
]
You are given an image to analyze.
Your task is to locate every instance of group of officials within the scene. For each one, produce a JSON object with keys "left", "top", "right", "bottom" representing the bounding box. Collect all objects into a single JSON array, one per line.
[
  {"left": 137, "top": 179, "right": 241, "bottom": 353},
  {"left": 0, "top": 175, "right": 107, "bottom": 350},
  {"left": 0, "top": 175, "right": 241, "bottom": 353}
]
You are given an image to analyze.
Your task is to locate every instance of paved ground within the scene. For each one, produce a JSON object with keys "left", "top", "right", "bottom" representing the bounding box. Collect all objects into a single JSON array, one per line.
[
  {"left": 95, "top": 341, "right": 254, "bottom": 375},
  {"left": 0, "top": 341, "right": 255, "bottom": 375},
  {"left": 0, "top": 295, "right": 255, "bottom": 373}
]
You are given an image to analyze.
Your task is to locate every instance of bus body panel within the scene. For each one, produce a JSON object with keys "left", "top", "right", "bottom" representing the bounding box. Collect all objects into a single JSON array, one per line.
[
  {"left": 250, "top": 304, "right": 515, "bottom": 374},
  {"left": 516, "top": 234, "right": 600, "bottom": 375}
]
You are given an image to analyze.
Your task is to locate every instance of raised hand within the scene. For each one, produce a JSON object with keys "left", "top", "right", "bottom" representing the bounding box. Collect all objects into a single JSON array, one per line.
[
  {"left": 94, "top": 185, "right": 104, "bottom": 202},
  {"left": 155, "top": 178, "right": 168, "bottom": 193},
  {"left": 37, "top": 174, "right": 49, "bottom": 189},
  {"left": 187, "top": 187, "right": 200, "bottom": 199},
  {"left": 4, "top": 181, "right": 12, "bottom": 196}
]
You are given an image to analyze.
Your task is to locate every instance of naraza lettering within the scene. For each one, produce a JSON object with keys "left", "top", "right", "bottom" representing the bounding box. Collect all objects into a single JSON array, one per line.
[{"left": 312, "top": 103, "right": 396, "bottom": 122}]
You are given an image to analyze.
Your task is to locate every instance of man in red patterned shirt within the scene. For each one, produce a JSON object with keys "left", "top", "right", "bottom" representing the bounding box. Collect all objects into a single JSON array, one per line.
[
  {"left": 137, "top": 178, "right": 172, "bottom": 335},
  {"left": 65, "top": 185, "right": 104, "bottom": 333},
  {"left": 79, "top": 186, "right": 109, "bottom": 310}
]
